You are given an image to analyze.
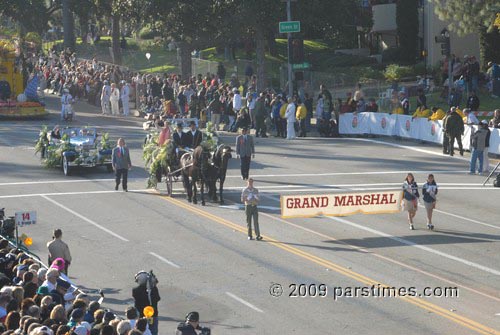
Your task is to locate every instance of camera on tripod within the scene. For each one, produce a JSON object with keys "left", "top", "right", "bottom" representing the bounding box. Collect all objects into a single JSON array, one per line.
[{"left": 0, "top": 208, "right": 15, "bottom": 238}]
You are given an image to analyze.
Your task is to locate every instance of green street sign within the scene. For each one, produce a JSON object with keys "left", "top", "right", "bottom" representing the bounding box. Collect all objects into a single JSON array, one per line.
[
  {"left": 292, "top": 62, "right": 310, "bottom": 70},
  {"left": 279, "top": 21, "right": 301, "bottom": 33}
]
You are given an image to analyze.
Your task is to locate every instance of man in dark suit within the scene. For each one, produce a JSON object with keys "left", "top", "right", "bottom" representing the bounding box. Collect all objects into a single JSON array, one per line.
[
  {"left": 183, "top": 121, "right": 203, "bottom": 149},
  {"left": 172, "top": 122, "right": 184, "bottom": 148},
  {"left": 112, "top": 138, "right": 132, "bottom": 191},
  {"left": 235, "top": 127, "right": 255, "bottom": 180}
]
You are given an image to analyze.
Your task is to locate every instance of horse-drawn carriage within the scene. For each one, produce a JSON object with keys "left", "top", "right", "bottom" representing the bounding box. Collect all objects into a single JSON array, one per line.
[{"left": 143, "top": 121, "right": 232, "bottom": 205}]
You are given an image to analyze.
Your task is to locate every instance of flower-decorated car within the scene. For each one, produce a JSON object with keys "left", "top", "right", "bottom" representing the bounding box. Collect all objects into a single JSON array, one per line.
[{"left": 35, "top": 126, "right": 113, "bottom": 176}]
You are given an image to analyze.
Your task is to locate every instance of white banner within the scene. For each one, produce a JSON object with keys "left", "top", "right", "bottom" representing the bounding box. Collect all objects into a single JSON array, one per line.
[
  {"left": 339, "top": 113, "right": 370, "bottom": 135},
  {"left": 489, "top": 128, "right": 500, "bottom": 155},
  {"left": 281, "top": 190, "right": 403, "bottom": 218},
  {"left": 419, "top": 120, "right": 443, "bottom": 144},
  {"left": 368, "top": 113, "right": 396, "bottom": 136},
  {"left": 338, "top": 113, "right": 500, "bottom": 155}
]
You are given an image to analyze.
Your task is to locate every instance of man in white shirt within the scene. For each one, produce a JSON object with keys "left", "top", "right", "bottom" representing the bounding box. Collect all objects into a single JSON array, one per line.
[
  {"left": 101, "top": 81, "right": 111, "bottom": 115},
  {"left": 463, "top": 108, "right": 479, "bottom": 125},
  {"left": 233, "top": 89, "right": 242, "bottom": 113},
  {"left": 110, "top": 83, "right": 120, "bottom": 115},
  {"left": 285, "top": 96, "right": 297, "bottom": 140},
  {"left": 121, "top": 81, "right": 130, "bottom": 116},
  {"left": 241, "top": 178, "right": 262, "bottom": 240}
]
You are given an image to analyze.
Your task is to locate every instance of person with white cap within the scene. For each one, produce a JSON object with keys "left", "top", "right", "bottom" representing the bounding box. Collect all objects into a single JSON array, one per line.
[
  {"left": 110, "top": 83, "right": 120, "bottom": 116},
  {"left": 121, "top": 80, "right": 130, "bottom": 116},
  {"left": 101, "top": 80, "right": 111, "bottom": 115},
  {"left": 61, "top": 88, "right": 74, "bottom": 121}
]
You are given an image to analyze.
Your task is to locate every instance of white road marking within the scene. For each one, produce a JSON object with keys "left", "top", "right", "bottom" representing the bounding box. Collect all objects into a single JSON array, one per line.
[
  {"left": 264, "top": 194, "right": 500, "bottom": 276},
  {"left": 0, "top": 172, "right": 468, "bottom": 187},
  {"left": 328, "top": 215, "right": 500, "bottom": 276},
  {"left": 0, "top": 179, "right": 116, "bottom": 186},
  {"left": 349, "top": 138, "right": 497, "bottom": 171},
  {"left": 219, "top": 204, "right": 280, "bottom": 211},
  {"left": 254, "top": 195, "right": 500, "bottom": 303},
  {"left": 225, "top": 169, "right": 468, "bottom": 179},
  {"left": 149, "top": 252, "right": 181, "bottom": 269},
  {"left": 0, "top": 189, "right": 150, "bottom": 199},
  {"left": 431, "top": 207, "right": 500, "bottom": 231},
  {"left": 0, "top": 178, "right": 143, "bottom": 187},
  {"left": 225, "top": 292, "right": 264, "bottom": 313},
  {"left": 40, "top": 195, "right": 130, "bottom": 242}
]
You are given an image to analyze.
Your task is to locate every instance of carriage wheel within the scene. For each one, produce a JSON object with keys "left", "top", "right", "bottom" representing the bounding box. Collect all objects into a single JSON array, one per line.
[
  {"left": 166, "top": 167, "right": 173, "bottom": 196},
  {"left": 166, "top": 174, "right": 173, "bottom": 196}
]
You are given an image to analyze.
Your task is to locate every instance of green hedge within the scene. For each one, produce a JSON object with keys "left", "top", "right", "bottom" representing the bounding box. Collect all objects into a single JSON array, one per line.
[
  {"left": 138, "top": 26, "right": 160, "bottom": 40},
  {"left": 384, "top": 64, "right": 414, "bottom": 82}
]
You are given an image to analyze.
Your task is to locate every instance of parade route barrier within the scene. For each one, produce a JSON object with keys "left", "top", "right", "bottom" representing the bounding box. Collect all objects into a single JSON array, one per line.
[
  {"left": 281, "top": 190, "right": 403, "bottom": 218},
  {"left": 339, "top": 112, "right": 500, "bottom": 155}
]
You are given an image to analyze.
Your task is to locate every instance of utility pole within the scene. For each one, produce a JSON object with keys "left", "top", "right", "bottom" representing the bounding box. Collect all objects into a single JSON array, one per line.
[
  {"left": 286, "top": 0, "right": 293, "bottom": 99},
  {"left": 422, "top": 1, "right": 426, "bottom": 82},
  {"left": 435, "top": 28, "right": 451, "bottom": 101}
]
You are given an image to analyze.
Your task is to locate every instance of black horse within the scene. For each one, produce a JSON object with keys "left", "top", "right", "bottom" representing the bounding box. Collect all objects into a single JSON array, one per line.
[
  {"left": 206, "top": 144, "right": 232, "bottom": 204},
  {"left": 180, "top": 146, "right": 211, "bottom": 205}
]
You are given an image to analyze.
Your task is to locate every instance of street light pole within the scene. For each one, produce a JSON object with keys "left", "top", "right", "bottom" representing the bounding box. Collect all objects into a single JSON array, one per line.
[{"left": 286, "top": 0, "right": 293, "bottom": 99}]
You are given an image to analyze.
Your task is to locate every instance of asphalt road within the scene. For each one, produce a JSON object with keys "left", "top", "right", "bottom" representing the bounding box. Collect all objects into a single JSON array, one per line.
[{"left": 0, "top": 95, "right": 499, "bottom": 335}]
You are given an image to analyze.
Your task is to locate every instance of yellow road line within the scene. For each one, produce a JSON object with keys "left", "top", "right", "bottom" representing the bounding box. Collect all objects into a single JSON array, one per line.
[{"left": 160, "top": 194, "right": 499, "bottom": 335}]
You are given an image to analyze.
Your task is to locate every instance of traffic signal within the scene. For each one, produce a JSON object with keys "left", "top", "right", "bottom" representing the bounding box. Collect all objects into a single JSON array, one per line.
[
  {"left": 291, "top": 39, "right": 304, "bottom": 64},
  {"left": 434, "top": 29, "right": 450, "bottom": 57}
]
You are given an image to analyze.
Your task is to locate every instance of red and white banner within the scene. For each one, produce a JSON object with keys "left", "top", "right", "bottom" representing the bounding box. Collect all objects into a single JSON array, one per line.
[
  {"left": 280, "top": 190, "right": 403, "bottom": 218},
  {"left": 339, "top": 113, "right": 500, "bottom": 155}
]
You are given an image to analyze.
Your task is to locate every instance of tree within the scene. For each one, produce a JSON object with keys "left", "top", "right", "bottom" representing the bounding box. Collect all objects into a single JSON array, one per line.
[
  {"left": 396, "top": 0, "right": 419, "bottom": 63},
  {"left": 95, "top": 0, "right": 126, "bottom": 64},
  {"left": 62, "top": 0, "right": 76, "bottom": 50},
  {"left": 0, "top": 0, "right": 54, "bottom": 34},
  {"left": 149, "top": 0, "right": 216, "bottom": 79},
  {"left": 71, "top": 0, "right": 94, "bottom": 44},
  {"left": 431, "top": 0, "right": 500, "bottom": 65},
  {"left": 217, "top": 0, "right": 282, "bottom": 91}
]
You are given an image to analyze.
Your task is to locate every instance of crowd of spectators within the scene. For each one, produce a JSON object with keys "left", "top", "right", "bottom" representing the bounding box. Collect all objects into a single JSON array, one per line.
[
  {"left": 0, "top": 238, "right": 152, "bottom": 335},
  {"left": 20, "top": 46, "right": 499, "bottom": 139}
]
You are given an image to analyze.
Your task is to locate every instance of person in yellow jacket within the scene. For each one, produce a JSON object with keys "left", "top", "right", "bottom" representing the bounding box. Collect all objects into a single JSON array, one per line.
[
  {"left": 279, "top": 101, "right": 288, "bottom": 138},
  {"left": 296, "top": 103, "right": 308, "bottom": 137},
  {"left": 412, "top": 106, "right": 431, "bottom": 119},
  {"left": 392, "top": 107, "right": 404, "bottom": 114},
  {"left": 428, "top": 107, "right": 446, "bottom": 121}
]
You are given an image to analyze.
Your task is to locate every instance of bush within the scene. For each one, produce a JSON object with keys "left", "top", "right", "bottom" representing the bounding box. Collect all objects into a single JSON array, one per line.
[
  {"left": 138, "top": 26, "right": 159, "bottom": 40},
  {"left": 384, "top": 64, "right": 413, "bottom": 82}
]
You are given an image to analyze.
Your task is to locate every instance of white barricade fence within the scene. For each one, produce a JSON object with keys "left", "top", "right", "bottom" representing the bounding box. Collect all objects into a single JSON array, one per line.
[
  {"left": 339, "top": 112, "right": 500, "bottom": 155},
  {"left": 339, "top": 113, "right": 371, "bottom": 135},
  {"left": 490, "top": 128, "right": 500, "bottom": 154}
]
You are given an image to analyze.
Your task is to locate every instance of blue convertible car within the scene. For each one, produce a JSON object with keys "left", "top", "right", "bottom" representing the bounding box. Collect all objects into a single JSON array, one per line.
[{"left": 42, "top": 127, "right": 113, "bottom": 176}]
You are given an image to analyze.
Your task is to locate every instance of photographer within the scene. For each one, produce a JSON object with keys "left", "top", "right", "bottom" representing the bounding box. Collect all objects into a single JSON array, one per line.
[
  {"left": 176, "top": 311, "right": 210, "bottom": 335},
  {"left": 132, "top": 271, "right": 160, "bottom": 335}
]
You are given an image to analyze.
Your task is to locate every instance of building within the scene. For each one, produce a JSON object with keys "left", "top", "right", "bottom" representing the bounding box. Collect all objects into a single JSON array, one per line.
[{"left": 370, "top": 0, "right": 480, "bottom": 66}]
